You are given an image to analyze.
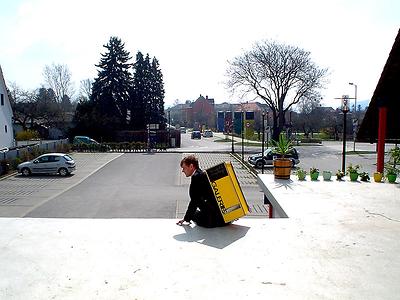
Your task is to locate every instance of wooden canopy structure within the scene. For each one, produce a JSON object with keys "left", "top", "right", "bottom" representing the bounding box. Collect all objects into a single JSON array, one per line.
[{"left": 357, "top": 29, "right": 400, "bottom": 172}]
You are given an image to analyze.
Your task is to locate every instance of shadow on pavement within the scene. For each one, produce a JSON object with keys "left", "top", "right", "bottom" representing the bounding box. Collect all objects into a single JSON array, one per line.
[{"left": 173, "top": 223, "right": 250, "bottom": 249}]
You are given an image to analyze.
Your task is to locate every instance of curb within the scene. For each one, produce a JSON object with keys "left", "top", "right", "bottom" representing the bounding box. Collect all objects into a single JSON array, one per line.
[{"left": 230, "top": 153, "right": 258, "bottom": 178}]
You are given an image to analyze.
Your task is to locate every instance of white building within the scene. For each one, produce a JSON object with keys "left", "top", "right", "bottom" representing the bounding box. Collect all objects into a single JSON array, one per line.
[{"left": 0, "top": 65, "right": 14, "bottom": 149}]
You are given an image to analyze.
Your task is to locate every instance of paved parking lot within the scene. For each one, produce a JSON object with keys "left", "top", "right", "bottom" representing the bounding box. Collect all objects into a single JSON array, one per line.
[
  {"left": 0, "top": 153, "right": 122, "bottom": 217},
  {"left": 0, "top": 152, "right": 266, "bottom": 218}
]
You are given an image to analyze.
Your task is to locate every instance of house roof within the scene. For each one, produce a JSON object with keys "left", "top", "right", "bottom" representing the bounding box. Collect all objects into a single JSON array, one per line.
[
  {"left": 233, "top": 102, "right": 267, "bottom": 112},
  {"left": 357, "top": 29, "right": 400, "bottom": 142}
]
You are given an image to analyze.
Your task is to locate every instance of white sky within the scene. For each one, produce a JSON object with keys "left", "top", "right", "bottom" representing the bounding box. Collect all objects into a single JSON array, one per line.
[{"left": 0, "top": 0, "right": 398, "bottom": 108}]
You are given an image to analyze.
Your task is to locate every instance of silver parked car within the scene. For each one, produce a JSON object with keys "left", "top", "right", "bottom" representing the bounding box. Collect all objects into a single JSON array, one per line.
[
  {"left": 202, "top": 130, "right": 213, "bottom": 137},
  {"left": 17, "top": 153, "right": 76, "bottom": 176}
]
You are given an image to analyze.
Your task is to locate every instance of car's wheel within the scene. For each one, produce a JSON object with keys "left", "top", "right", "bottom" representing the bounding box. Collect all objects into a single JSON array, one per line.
[
  {"left": 21, "top": 168, "right": 31, "bottom": 176},
  {"left": 58, "top": 167, "right": 69, "bottom": 177},
  {"left": 255, "top": 160, "right": 264, "bottom": 169}
]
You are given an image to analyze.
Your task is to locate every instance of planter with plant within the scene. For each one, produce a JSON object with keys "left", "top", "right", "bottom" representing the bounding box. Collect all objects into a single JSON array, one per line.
[
  {"left": 346, "top": 164, "right": 360, "bottom": 182},
  {"left": 385, "top": 166, "right": 397, "bottom": 183},
  {"left": 384, "top": 147, "right": 399, "bottom": 183},
  {"left": 322, "top": 170, "right": 332, "bottom": 181},
  {"left": 359, "top": 171, "right": 370, "bottom": 182},
  {"left": 336, "top": 170, "right": 345, "bottom": 181},
  {"left": 272, "top": 134, "right": 293, "bottom": 180},
  {"left": 310, "top": 167, "right": 319, "bottom": 181},
  {"left": 296, "top": 168, "right": 307, "bottom": 181},
  {"left": 373, "top": 172, "right": 383, "bottom": 182}
]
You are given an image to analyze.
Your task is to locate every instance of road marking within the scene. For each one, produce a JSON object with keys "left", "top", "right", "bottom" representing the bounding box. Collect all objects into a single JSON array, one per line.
[{"left": 21, "top": 153, "right": 123, "bottom": 217}]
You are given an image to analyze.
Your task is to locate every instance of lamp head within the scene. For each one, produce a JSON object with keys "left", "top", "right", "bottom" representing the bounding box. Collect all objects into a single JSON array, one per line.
[{"left": 341, "top": 95, "right": 350, "bottom": 112}]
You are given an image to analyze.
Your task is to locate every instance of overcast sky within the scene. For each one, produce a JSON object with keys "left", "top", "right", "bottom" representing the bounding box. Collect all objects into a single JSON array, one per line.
[{"left": 1, "top": 0, "right": 398, "bottom": 109}]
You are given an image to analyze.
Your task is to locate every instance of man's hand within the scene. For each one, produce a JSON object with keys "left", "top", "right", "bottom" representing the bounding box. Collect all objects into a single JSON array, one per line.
[{"left": 176, "top": 219, "right": 190, "bottom": 226}]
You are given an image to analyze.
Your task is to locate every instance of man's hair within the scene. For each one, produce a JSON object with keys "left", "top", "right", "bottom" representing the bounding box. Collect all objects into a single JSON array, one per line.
[{"left": 180, "top": 155, "right": 199, "bottom": 169}]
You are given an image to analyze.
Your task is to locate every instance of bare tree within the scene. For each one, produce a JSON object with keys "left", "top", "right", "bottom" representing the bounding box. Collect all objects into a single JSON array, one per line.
[
  {"left": 79, "top": 78, "right": 93, "bottom": 101},
  {"left": 7, "top": 82, "right": 38, "bottom": 130},
  {"left": 43, "top": 63, "right": 74, "bottom": 103},
  {"left": 226, "top": 40, "right": 328, "bottom": 140}
]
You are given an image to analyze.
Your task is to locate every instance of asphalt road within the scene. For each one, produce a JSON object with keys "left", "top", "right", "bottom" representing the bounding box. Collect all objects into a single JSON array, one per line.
[{"left": 26, "top": 153, "right": 186, "bottom": 218}]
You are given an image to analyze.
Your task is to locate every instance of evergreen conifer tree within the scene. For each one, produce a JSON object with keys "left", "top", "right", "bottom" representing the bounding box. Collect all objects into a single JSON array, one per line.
[
  {"left": 130, "top": 52, "right": 165, "bottom": 130},
  {"left": 130, "top": 52, "right": 150, "bottom": 129},
  {"left": 150, "top": 57, "right": 165, "bottom": 127},
  {"left": 91, "top": 36, "right": 132, "bottom": 132}
]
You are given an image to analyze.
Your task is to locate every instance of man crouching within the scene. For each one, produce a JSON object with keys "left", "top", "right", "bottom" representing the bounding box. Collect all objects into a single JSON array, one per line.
[{"left": 176, "top": 155, "right": 227, "bottom": 228}]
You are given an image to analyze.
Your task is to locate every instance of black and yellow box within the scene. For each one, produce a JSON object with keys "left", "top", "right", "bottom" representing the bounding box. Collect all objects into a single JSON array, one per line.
[{"left": 205, "top": 162, "right": 249, "bottom": 223}]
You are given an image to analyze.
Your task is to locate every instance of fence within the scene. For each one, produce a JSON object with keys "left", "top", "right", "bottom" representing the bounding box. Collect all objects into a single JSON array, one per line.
[{"left": 0, "top": 139, "right": 69, "bottom": 161}]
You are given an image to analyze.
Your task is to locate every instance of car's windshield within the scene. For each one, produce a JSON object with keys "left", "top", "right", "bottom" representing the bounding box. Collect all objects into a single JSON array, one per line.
[
  {"left": 263, "top": 149, "right": 272, "bottom": 155},
  {"left": 63, "top": 155, "right": 73, "bottom": 161}
]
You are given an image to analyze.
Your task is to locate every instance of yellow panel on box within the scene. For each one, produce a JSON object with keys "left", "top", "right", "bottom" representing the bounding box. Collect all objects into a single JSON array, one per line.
[{"left": 205, "top": 162, "right": 249, "bottom": 223}]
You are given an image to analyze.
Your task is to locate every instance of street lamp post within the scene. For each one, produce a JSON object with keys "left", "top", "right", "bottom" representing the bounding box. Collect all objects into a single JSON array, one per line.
[
  {"left": 349, "top": 82, "right": 358, "bottom": 151},
  {"left": 341, "top": 95, "right": 350, "bottom": 173},
  {"left": 231, "top": 120, "right": 234, "bottom": 154},
  {"left": 241, "top": 111, "right": 244, "bottom": 162},
  {"left": 261, "top": 112, "right": 265, "bottom": 174},
  {"left": 168, "top": 110, "right": 171, "bottom": 148}
]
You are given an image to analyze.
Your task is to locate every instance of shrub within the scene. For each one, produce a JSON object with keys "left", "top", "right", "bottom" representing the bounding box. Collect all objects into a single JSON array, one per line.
[
  {"left": 15, "top": 130, "right": 40, "bottom": 141},
  {"left": 11, "top": 157, "right": 22, "bottom": 170}
]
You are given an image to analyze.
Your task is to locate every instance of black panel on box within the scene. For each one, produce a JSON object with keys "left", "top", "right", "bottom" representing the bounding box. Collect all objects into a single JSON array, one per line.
[{"left": 206, "top": 163, "right": 228, "bottom": 182}]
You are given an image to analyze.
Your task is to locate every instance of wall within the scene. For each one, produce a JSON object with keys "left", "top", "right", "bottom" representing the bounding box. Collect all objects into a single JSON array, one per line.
[{"left": 0, "top": 66, "right": 14, "bottom": 149}]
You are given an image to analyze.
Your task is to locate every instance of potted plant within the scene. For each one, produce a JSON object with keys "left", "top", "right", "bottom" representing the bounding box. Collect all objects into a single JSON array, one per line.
[
  {"left": 310, "top": 167, "right": 319, "bottom": 181},
  {"left": 359, "top": 171, "right": 370, "bottom": 182},
  {"left": 272, "top": 134, "right": 293, "bottom": 180},
  {"left": 322, "top": 170, "right": 332, "bottom": 181},
  {"left": 336, "top": 170, "right": 345, "bottom": 181},
  {"left": 385, "top": 166, "right": 398, "bottom": 183},
  {"left": 346, "top": 164, "right": 360, "bottom": 182},
  {"left": 296, "top": 168, "right": 307, "bottom": 181},
  {"left": 373, "top": 172, "right": 383, "bottom": 182},
  {"left": 384, "top": 147, "right": 399, "bottom": 183}
]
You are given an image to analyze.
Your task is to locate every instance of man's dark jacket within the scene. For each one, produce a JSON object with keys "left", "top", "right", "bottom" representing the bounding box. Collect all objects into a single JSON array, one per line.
[{"left": 183, "top": 168, "right": 226, "bottom": 228}]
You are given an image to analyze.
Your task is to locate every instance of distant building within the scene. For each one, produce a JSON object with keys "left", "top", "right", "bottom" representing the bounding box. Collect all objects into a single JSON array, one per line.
[
  {"left": 168, "top": 96, "right": 271, "bottom": 133},
  {"left": 191, "top": 95, "right": 215, "bottom": 130},
  {"left": 0, "top": 66, "right": 14, "bottom": 149}
]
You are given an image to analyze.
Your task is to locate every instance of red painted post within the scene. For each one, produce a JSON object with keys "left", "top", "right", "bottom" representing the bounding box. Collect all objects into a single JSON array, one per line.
[{"left": 377, "top": 107, "right": 387, "bottom": 172}]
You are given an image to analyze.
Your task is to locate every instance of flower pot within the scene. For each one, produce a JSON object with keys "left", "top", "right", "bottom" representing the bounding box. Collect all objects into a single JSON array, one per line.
[
  {"left": 297, "top": 173, "right": 306, "bottom": 181},
  {"left": 349, "top": 172, "right": 358, "bottom": 182},
  {"left": 373, "top": 172, "right": 383, "bottom": 183},
  {"left": 310, "top": 171, "right": 319, "bottom": 181},
  {"left": 387, "top": 174, "right": 397, "bottom": 183},
  {"left": 322, "top": 171, "right": 332, "bottom": 181},
  {"left": 273, "top": 158, "right": 292, "bottom": 180}
]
